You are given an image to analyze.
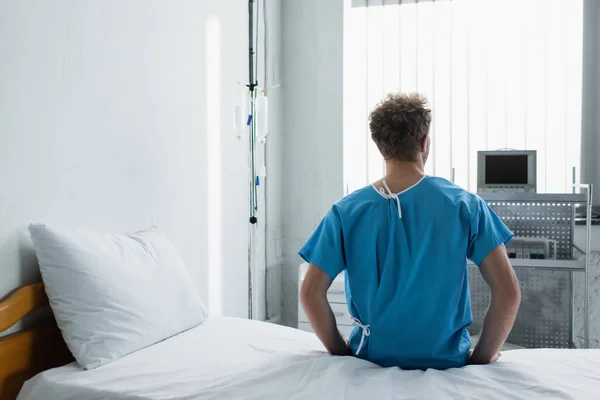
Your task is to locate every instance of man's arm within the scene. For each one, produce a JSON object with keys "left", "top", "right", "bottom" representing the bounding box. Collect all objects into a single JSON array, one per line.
[
  {"left": 470, "top": 244, "right": 521, "bottom": 364},
  {"left": 300, "top": 264, "right": 351, "bottom": 356}
]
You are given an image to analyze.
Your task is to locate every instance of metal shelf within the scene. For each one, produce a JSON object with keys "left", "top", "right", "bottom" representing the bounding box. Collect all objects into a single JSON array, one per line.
[
  {"left": 473, "top": 187, "right": 593, "bottom": 349},
  {"left": 468, "top": 259, "right": 585, "bottom": 271},
  {"left": 477, "top": 192, "right": 588, "bottom": 203}
]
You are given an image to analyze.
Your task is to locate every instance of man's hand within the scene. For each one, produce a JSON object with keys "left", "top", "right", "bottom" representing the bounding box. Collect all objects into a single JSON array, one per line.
[
  {"left": 300, "top": 264, "right": 351, "bottom": 356},
  {"left": 472, "top": 244, "right": 521, "bottom": 364},
  {"left": 468, "top": 349, "right": 501, "bottom": 365}
]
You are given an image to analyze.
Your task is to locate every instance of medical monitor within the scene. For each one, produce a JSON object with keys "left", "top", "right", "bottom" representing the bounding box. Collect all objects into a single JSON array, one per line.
[{"left": 477, "top": 150, "right": 537, "bottom": 193}]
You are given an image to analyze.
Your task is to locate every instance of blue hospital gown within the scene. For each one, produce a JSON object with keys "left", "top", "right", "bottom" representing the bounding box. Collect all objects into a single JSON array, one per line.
[{"left": 299, "top": 176, "right": 513, "bottom": 370}]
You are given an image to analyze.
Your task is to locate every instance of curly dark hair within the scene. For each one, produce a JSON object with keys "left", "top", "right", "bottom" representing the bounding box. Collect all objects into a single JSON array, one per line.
[{"left": 369, "top": 93, "right": 431, "bottom": 162}]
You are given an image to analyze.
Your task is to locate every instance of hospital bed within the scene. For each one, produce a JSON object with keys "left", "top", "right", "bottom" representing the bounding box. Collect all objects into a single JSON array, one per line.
[{"left": 1, "top": 284, "right": 600, "bottom": 400}]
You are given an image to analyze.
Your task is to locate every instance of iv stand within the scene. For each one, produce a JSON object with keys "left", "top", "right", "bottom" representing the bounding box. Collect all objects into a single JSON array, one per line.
[
  {"left": 245, "top": 0, "right": 279, "bottom": 321},
  {"left": 247, "top": 0, "right": 258, "bottom": 320}
]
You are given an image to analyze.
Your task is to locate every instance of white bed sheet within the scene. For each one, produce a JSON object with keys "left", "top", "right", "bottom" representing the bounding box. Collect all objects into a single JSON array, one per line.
[{"left": 18, "top": 317, "right": 600, "bottom": 400}]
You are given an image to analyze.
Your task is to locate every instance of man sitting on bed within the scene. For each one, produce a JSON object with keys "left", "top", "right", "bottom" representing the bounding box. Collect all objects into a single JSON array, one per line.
[{"left": 299, "top": 93, "right": 521, "bottom": 370}]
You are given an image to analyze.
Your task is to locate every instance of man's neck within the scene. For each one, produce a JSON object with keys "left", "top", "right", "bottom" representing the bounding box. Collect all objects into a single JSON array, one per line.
[{"left": 379, "top": 161, "right": 426, "bottom": 194}]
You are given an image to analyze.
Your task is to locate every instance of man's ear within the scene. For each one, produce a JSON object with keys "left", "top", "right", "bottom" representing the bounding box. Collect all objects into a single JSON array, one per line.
[{"left": 421, "top": 135, "right": 430, "bottom": 152}]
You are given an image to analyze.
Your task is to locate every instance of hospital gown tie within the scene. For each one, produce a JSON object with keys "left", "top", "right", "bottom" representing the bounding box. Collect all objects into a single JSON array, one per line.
[{"left": 380, "top": 179, "right": 402, "bottom": 219}]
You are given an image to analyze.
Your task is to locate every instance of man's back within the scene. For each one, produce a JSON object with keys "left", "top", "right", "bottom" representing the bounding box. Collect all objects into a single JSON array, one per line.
[
  {"left": 299, "top": 93, "right": 519, "bottom": 369},
  {"left": 300, "top": 176, "right": 513, "bottom": 370}
]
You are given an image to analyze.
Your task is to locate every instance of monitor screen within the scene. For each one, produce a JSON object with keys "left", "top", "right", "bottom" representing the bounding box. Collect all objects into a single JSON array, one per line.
[{"left": 485, "top": 155, "right": 528, "bottom": 185}]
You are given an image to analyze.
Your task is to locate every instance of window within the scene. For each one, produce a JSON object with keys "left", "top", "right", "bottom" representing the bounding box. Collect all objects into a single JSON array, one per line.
[{"left": 343, "top": 0, "right": 583, "bottom": 193}]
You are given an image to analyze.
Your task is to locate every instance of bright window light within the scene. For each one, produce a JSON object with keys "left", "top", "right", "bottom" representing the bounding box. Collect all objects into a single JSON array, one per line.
[{"left": 344, "top": 0, "right": 583, "bottom": 194}]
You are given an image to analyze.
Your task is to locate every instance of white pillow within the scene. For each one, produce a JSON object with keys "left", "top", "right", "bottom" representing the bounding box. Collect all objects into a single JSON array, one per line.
[{"left": 28, "top": 224, "right": 207, "bottom": 369}]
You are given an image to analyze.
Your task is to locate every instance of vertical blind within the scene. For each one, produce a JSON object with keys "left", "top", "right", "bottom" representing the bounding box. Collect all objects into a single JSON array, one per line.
[{"left": 343, "top": 0, "right": 584, "bottom": 193}]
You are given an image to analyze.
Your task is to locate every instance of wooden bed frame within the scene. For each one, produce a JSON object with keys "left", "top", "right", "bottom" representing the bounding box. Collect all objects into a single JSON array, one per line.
[{"left": 0, "top": 284, "right": 73, "bottom": 400}]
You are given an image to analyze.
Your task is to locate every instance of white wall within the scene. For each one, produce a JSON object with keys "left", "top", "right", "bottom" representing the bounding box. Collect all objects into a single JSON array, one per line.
[
  {"left": 281, "top": 0, "right": 344, "bottom": 327},
  {"left": 0, "top": 0, "right": 253, "bottom": 323},
  {"left": 262, "top": 0, "right": 285, "bottom": 322}
]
